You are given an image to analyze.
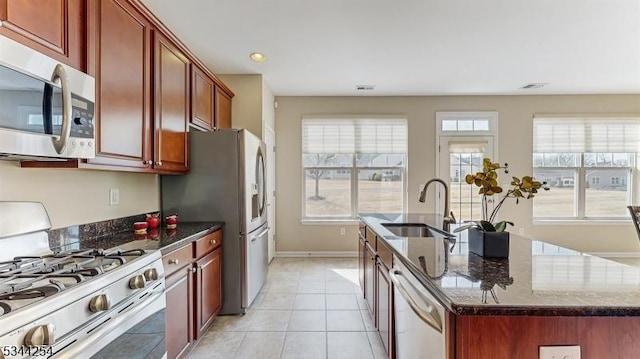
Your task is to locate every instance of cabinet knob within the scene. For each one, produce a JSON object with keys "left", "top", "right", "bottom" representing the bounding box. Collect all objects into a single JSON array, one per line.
[
  {"left": 168, "top": 259, "right": 179, "bottom": 265},
  {"left": 143, "top": 160, "right": 152, "bottom": 165},
  {"left": 24, "top": 324, "right": 55, "bottom": 346},
  {"left": 156, "top": 161, "right": 163, "bottom": 166},
  {"left": 210, "top": 239, "right": 216, "bottom": 245},
  {"left": 190, "top": 266, "right": 197, "bottom": 273}
]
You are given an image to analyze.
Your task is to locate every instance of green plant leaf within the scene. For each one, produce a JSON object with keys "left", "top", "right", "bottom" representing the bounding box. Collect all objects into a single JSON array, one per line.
[
  {"left": 493, "top": 221, "right": 514, "bottom": 232},
  {"left": 477, "top": 220, "right": 496, "bottom": 232}
]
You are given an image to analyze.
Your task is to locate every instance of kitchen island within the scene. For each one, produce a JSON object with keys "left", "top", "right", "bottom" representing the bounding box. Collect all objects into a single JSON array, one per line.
[{"left": 359, "top": 213, "right": 640, "bottom": 359}]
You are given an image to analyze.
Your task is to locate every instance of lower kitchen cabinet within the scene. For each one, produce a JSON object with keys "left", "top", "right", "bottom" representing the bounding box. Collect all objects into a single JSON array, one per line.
[
  {"left": 364, "top": 241, "right": 376, "bottom": 316},
  {"left": 360, "top": 221, "right": 395, "bottom": 359},
  {"left": 163, "top": 229, "right": 222, "bottom": 359},
  {"left": 195, "top": 247, "right": 222, "bottom": 338},
  {"left": 358, "top": 223, "right": 395, "bottom": 358}
]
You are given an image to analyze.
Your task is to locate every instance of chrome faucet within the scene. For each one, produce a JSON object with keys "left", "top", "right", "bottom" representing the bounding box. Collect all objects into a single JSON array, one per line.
[{"left": 419, "top": 178, "right": 456, "bottom": 231}]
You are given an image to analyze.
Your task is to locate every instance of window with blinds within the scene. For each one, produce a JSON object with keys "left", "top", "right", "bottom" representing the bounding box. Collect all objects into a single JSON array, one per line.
[
  {"left": 302, "top": 117, "right": 408, "bottom": 219},
  {"left": 532, "top": 116, "right": 640, "bottom": 220}
]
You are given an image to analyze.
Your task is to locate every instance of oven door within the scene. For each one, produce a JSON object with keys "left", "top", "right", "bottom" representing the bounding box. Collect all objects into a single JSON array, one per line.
[{"left": 52, "top": 281, "right": 166, "bottom": 359}]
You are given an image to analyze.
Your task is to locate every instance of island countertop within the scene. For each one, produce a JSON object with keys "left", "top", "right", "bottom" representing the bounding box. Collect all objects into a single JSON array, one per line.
[{"left": 360, "top": 213, "right": 640, "bottom": 316}]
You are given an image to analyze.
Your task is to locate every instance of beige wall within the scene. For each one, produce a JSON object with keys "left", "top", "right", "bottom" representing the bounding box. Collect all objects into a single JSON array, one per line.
[
  {"left": 275, "top": 95, "right": 640, "bottom": 255},
  {"left": 218, "top": 74, "right": 264, "bottom": 138},
  {"left": 0, "top": 161, "right": 159, "bottom": 229}
]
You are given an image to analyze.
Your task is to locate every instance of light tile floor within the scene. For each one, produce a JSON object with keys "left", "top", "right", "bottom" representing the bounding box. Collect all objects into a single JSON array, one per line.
[{"left": 188, "top": 257, "right": 386, "bottom": 359}]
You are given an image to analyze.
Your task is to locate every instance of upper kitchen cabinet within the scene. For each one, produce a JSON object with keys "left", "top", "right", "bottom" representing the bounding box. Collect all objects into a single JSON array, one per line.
[
  {"left": 192, "top": 66, "right": 235, "bottom": 131},
  {"left": 191, "top": 65, "right": 214, "bottom": 131},
  {"left": 154, "top": 32, "right": 189, "bottom": 173},
  {"left": 0, "top": 0, "right": 86, "bottom": 71},
  {"left": 86, "top": 0, "right": 153, "bottom": 171},
  {"left": 215, "top": 85, "right": 232, "bottom": 129}
]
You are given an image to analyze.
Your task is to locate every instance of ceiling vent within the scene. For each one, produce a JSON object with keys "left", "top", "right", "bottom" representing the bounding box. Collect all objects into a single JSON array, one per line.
[
  {"left": 520, "top": 83, "right": 548, "bottom": 89},
  {"left": 355, "top": 85, "right": 375, "bottom": 91}
]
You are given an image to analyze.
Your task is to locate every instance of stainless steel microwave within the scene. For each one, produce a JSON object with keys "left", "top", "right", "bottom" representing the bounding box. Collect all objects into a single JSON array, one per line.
[{"left": 0, "top": 35, "right": 95, "bottom": 160}]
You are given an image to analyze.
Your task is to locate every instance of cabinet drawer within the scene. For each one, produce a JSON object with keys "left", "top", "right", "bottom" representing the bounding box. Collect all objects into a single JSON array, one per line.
[
  {"left": 194, "top": 230, "right": 222, "bottom": 259},
  {"left": 376, "top": 238, "right": 393, "bottom": 269},
  {"left": 163, "top": 244, "right": 193, "bottom": 277},
  {"left": 359, "top": 223, "right": 366, "bottom": 239},
  {"left": 366, "top": 227, "right": 377, "bottom": 249}
]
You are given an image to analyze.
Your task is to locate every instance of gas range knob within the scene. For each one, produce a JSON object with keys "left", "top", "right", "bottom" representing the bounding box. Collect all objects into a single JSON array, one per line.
[
  {"left": 144, "top": 268, "right": 159, "bottom": 281},
  {"left": 129, "top": 274, "right": 146, "bottom": 289},
  {"left": 24, "top": 323, "right": 55, "bottom": 346},
  {"left": 89, "top": 294, "right": 112, "bottom": 313}
]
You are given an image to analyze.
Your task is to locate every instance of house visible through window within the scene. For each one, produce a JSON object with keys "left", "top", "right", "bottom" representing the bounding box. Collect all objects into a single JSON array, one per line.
[
  {"left": 532, "top": 116, "right": 638, "bottom": 219},
  {"left": 302, "top": 117, "right": 407, "bottom": 220}
]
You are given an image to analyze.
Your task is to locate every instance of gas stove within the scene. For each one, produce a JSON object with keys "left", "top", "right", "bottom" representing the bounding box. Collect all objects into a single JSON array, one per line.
[{"left": 0, "top": 202, "right": 166, "bottom": 359}]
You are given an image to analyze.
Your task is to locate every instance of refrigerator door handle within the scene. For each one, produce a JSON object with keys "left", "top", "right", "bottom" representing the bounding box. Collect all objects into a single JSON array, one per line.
[{"left": 250, "top": 226, "right": 270, "bottom": 242}]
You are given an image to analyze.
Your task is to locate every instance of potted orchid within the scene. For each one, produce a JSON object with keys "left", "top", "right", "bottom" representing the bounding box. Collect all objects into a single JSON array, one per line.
[{"left": 454, "top": 158, "right": 549, "bottom": 257}]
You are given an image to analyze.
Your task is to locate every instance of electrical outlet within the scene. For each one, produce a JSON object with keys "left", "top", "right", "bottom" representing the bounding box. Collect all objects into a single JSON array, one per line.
[
  {"left": 109, "top": 188, "right": 119, "bottom": 206},
  {"left": 340, "top": 227, "right": 346, "bottom": 235},
  {"left": 539, "top": 345, "right": 581, "bottom": 359}
]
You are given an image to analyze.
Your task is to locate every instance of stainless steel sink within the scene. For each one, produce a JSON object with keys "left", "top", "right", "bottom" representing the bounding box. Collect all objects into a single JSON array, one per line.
[{"left": 381, "top": 223, "right": 442, "bottom": 237}]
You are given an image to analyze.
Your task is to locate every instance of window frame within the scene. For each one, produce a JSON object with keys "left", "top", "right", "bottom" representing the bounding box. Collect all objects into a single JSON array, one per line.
[
  {"left": 301, "top": 117, "right": 408, "bottom": 221},
  {"left": 532, "top": 114, "right": 640, "bottom": 223}
]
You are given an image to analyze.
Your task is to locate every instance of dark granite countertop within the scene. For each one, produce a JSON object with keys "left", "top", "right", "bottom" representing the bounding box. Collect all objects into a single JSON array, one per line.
[
  {"left": 48, "top": 220, "right": 223, "bottom": 255},
  {"left": 360, "top": 213, "right": 640, "bottom": 316}
]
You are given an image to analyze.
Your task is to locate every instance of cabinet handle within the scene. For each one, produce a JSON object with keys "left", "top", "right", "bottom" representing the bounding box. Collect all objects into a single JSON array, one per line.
[
  {"left": 156, "top": 161, "right": 163, "bottom": 166},
  {"left": 190, "top": 266, "right": 197, "bottom": 273},
  {"left": 168, "top": 259, "right": 179, "bottom": 265},
  {"left": 210, "top": 239, "right": 216, "bottom": 245},
  {"left": 143, "top": 160, "right": 152, "bottom": 165}
]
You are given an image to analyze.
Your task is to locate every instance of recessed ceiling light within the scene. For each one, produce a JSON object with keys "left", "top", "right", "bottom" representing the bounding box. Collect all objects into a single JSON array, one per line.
[
  {"left": 520, "top": 83, "right": 548, "bottom": 89},
  {"left": 250, "top": 52, "right": 266, "bottom": 62},
  {"left": 356, "top": 85, "right": 375, "bottom": 91}
]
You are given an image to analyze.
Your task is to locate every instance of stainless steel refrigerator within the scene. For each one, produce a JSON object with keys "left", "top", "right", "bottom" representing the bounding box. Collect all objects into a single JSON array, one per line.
[{"left": 161, "top": 129, "right": 268, "bottom": 314}]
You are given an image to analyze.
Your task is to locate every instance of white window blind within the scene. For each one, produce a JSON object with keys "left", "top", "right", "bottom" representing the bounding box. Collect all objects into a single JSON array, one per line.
[
  {"left": 302, "top": 118, "right": 407, "bottom": 154},
  {"left": 448, "top": 140, "right": 488, "bottom": 153},
  {"left": 533, "top": 117, "right": 640, "bottom": 153}
]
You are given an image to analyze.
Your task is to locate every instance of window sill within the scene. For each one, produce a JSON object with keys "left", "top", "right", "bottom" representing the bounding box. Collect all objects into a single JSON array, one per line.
[
  {"left": 300, "top": 219, "right": 360, "bottom": 225},
  {"left": 533, "top": 219, "right": 630, "bottom": 225}
]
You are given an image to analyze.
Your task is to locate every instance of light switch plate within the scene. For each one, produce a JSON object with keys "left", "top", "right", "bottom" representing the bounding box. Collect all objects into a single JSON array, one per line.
[
  {"left": 109, "top": 188, "right": 119, "bottom": 206},
  {"left": 539, "top": 345, "right": 581, "bottom": 359}
]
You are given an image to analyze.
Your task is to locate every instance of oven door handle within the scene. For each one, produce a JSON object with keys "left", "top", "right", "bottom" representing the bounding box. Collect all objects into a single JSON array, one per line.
[
  {"left": 389, "top": 268, "right": 443, "bottom": 332},
  {"left": 50, "top": 64, "right": 72, "bottom": 154}
]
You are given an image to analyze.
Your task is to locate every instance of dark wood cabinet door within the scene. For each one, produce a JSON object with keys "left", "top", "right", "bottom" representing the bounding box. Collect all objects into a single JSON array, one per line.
[
  {"left": 195, "top": 247, "right": 222, "bottom": 339},
  {"left": 0, "top": 0, "right": 85, "bottom": 70},
  {"left": 376, "top": 261, "right": 393, "bottom": 358},
  {"left": 191, "top": 66, "right": 214, "bottom": 131},
  {"left": 214, "top": 85, "right": 232, "bottom": 129},
  {"left": 365, "top": 242, "right": 376, "bottom": 318},
  {"left": 154, "top": 32, "right": 189, "bottom": 173},
  {"left": 359, "top": 233, "right": 366, "bottom": 292},
  {"left": 87, "top": 0, "right": 153, "bottom": 170},
  {"left": 165, "top": 266, "right": 194, "bottom": 359}
]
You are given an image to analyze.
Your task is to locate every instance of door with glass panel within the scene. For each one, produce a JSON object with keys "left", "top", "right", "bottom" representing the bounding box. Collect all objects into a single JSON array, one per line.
[{"left": 438, "top": 136, "right": 494, "bottom": 223}]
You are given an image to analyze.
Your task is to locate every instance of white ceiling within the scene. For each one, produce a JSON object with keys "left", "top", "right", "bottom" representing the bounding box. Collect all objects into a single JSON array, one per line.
[{"left": 141, "top": 0, "right": 640, "bottom": 96}]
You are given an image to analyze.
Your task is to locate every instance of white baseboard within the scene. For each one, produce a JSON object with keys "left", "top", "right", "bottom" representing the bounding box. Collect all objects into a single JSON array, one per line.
[
  {"left": 589, "top": 251, "right": 640, "bottom": 258},
  {"left": 275, "top": 251, "right": 358, "bottom": 258}
]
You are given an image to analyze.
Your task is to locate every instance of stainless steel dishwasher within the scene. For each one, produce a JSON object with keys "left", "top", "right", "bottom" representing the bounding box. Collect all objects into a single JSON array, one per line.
[{"left": 390, "top": 258, "right": 447, "bottom": 359}]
